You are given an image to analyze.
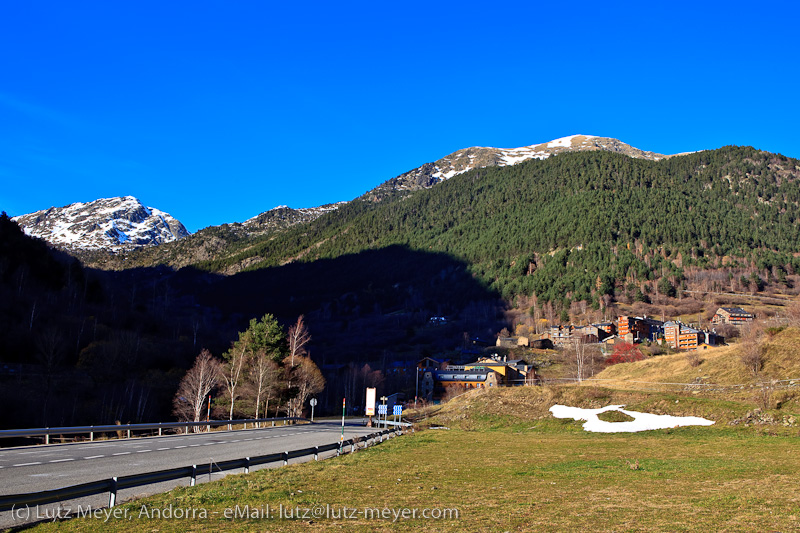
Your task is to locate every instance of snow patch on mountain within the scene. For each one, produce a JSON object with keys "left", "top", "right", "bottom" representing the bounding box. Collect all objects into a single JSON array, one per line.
[
  {"left": 12, "top": 196, "right": 190, "bottom": 252},
  {"left": 368, "top": 135, "right": 674, "bottom": 200}
]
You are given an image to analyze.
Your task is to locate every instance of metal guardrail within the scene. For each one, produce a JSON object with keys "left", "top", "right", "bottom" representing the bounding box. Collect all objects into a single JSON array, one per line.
[
  {"left": 0, "top": 427, "right": 407, "bottom": 513},
  {"left": 0, "top": 417, "right": 309, "bottom": 445}
]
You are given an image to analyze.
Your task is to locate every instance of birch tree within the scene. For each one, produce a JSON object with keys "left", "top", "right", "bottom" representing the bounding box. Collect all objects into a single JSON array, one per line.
[
  {"left": 172, "top": 349, "right": 221, "bottom": 431},
  {"left": 221, "top": 333, "right": 250, "bottom": 421},
  {"left": 284, "top": 355, "right": 325, "bottom": 418},
  {"left": 286, "top": 315, "right": 311, "bottom": 391},
  {"left": 287, "top": 315, "right": 311, "bottom": 367},
  {"left": 251, "top": 352, "right": 282, "bottom": 422},
  {"left": 571, "top": 335, "right": 589, "bottom": 383}
]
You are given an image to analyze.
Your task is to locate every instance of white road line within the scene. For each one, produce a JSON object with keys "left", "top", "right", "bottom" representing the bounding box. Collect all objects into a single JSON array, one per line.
[
  {"left": 49, "top": 458, "right": 74, "bottom": 463},
  {"left": 188, "top": 444, "right": 200, "bottom": 447},
  {"left": 174, "top": 446, "right": 187, "bottom": 449},
  {"left": 157, "top": 447, "right": 170, "bottom": 451},
  {"left": 136, "top": 450, "right": 151, "bottom": 453},
  {"left": 84, "top": 455, "right": 104, "bottom": 459},
  {"left": 13, "top": 462, "right": 42, "bottom": 467},
  {"left": 112, "top": 452, "right": 130, "bottom": 456}
]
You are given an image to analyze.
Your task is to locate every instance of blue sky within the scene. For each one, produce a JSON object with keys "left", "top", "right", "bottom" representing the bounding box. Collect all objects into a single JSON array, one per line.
[{"left": 2, "top": 1, "right": 799, "bottom": 232}]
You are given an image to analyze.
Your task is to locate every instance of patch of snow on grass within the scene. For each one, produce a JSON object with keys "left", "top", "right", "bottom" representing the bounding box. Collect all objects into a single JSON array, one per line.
[
  {"left": 549, "top": 404, "right": 714, "bottom": 433},
  {"left": 499, "top": 148, "right": 549, "bottom": 165},
  {"left": 547, "top": 134, "right": 594, "bottom": 148}
]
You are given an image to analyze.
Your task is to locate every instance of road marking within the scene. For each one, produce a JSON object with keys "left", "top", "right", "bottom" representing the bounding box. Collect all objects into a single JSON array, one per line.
[
  {"left": 188, "top": 444, "right": 200, "bottom": 447},
  {"left": 112, "top": 452, "right": 131, "bottom": 456},
  {"left": 157, "top": 447, "right": 170, "bottom": 451},
  {"left": 174, "top": 445, "right": 187, "bottom": 449},
  {"left": 13, "top": 462, "right": 42, "bottom": 467},
  {"left": 84, "top": 455, "right": 105, "bottom": 459},
  {"left": 136, "top": 450, "right": 151, "bottom": 453},
  {"left": 49, "top": 458, "right": 74, "bottom": 463}
]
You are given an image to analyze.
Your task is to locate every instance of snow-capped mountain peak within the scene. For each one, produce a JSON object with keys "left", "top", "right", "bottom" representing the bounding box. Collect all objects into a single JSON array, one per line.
[
  {"left": 12, "top": 196, "right": 190, "bottom": 252},
  {"left": 369, "top": 135, "right": 670, "bottom": 197}
]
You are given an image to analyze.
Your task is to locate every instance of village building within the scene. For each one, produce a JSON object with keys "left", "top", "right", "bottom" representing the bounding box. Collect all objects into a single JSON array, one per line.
[
  {"left": 419, "top": 354, "right": 539, "bottom": 402},
  {"left": 711, "top": 307, "right": 754, "bottom": 326},
  {"left": 463, "top": 355, "right": 537, "bottom": 386},
  {"left": 594, "top": 322, "right": 617, "bottom": 336},
  {"left": 664, "top": 321, "right": 702, "bottom": 350},
  {"left": 618, "top": 316, "right": 664, "bottom": 342},
  {"left": 544, "top": 326, "right": 576, "bottom": 346}
]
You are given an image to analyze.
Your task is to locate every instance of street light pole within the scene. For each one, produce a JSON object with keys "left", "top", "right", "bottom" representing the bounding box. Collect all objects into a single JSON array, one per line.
[
  {"left": 380, "top": 396, "right": 388, "bottom": 428},
  {"left": 339, "top": 397, "right": 345, "bottom": 453}
]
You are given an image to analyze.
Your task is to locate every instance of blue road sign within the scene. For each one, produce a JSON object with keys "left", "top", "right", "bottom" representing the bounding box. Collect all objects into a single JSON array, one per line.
[
  {"left": 393, "top": 405, "right": 402, "bottom": 416},
  {"left": 378, "top": 404, "right": 387, "bottom": 415}
]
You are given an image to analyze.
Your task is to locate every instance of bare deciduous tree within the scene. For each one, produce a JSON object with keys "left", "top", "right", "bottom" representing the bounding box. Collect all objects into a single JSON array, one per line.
[
  {"left": 284, "top": 355, "right": 325, "bottom": 418},
  {"left": 221, "top": 340, "right": 249, "bottom": 421},
  {"left": 250, "top": 351, "right": 282, "bottom": 422},
  {"left": 287, "top": 315, "right": 311, "bottom": 367},
  {"left": 739, "top": 324, "right": 765, "bottom": 377},
  {"left": 172, "top": 349, "right": 221, "bottom": 431},
  {"left": 570, "top": 335, "right": 590, "bottom": 383}
]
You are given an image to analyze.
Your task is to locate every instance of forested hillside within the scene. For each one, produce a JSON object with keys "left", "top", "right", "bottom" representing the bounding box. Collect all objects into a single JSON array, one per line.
[
  {"left": 0, "top": 214, "right": 504, "bottom": 429},
  {"left": 192, "top": 146, "right": 800, "bottom": 306}
]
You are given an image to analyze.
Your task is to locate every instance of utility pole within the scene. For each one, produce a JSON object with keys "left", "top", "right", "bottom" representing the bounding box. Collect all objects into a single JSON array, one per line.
[
  {"left": 380, "top": 396, "right": 388, "bottom": 428},
  {"left": 339, "top": 398, "right": 345, "bottom": 453}
]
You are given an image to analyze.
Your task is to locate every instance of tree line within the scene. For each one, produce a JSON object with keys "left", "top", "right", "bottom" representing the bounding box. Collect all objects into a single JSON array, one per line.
[
  {"left": 172, "top": 314, "right": 325, "bottom": 427},
  {"left": 187, "top": 146, "right": 800, "bottom": 309}
]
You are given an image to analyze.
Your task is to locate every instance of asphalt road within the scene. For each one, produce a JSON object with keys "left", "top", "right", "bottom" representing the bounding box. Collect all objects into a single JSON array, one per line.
[{"left": 0, "top": 420, "right": 384, "bottom": 528}]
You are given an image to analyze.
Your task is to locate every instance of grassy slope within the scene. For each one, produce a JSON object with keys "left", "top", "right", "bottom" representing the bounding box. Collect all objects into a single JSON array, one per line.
[
  {"left": 27, "top": 399, "right": 800, "bottom": 532},
  {"left": 593, "top": 328, "right": 800, "bottom": 407}
]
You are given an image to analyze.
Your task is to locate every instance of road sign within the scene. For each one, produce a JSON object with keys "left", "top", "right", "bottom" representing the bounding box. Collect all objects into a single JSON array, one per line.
[
  {"left": 377, "top": 404, "right": 387, "bottom": 415},
  {"left": 393, "top": 405, "right": 402, "bottom": 416},
  {"left": 309, "top": 398, "right": 317, "bottom": 422},
  {"left": 365, "top": 387, "right": 376, "bottom": 416}
]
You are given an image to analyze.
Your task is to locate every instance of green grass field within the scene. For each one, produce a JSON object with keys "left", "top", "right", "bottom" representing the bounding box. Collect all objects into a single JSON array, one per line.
[{"left": 22, "top": 386, "right": 800, "bottom": 533}]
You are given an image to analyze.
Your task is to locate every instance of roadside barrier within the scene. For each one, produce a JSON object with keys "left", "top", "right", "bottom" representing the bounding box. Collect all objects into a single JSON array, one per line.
[
  {"left": 0, "top": 427, "right": 406, "bottom": 513},
  {"left": 0, "top": 417, "right": 309, "bottom": 445}
]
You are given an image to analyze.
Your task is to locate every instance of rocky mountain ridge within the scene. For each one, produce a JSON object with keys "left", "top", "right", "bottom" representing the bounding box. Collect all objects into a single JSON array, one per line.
[
  {"left": 12, "top": 135, "right": 685, "bottom": 258},
  {"left": 366, "top": 134, "right": 679, "bottom": 199},
  {"left": 12, "top": 196, "right": 189, "bottom": 252}
]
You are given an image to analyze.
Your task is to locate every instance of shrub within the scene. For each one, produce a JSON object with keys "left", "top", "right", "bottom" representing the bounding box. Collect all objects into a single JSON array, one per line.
[
  {"left": 765, "top": 326, "right": 786, "bottom": 336},
  {"left": 606, "top": 342, "right": 645, "bottom": 365},
  {"left": 686, "top": 352, "right": 702, "bottom": 367}
]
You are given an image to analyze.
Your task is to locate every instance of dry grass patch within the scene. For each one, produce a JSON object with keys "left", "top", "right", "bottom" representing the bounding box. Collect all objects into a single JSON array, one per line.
[{"left": 27, "top": 425, "right": 800, "bottom": 533}]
